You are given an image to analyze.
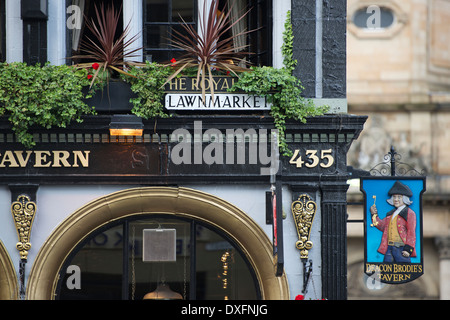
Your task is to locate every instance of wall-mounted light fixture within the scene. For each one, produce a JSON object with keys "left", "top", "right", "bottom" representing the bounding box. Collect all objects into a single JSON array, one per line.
[{"left": 109, "top": 115, "right": 144, "bottom": 136}]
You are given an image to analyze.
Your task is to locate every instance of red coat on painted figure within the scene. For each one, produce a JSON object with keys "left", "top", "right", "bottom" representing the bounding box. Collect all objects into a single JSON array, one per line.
[{"left": 374, "top": 206, "right": 417, "bottom": 257}]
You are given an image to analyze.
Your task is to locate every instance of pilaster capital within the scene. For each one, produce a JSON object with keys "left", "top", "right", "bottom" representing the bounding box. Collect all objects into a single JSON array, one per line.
[{"left": 435, "top": 236, "right": 450, "bottom": 260}]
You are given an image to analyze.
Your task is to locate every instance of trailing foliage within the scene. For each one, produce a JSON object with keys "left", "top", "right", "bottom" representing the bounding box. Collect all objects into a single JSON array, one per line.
[
  {"left": 0, "top": 62, "right": 95, "bottom": 148},
  {"left": 121, "top": 61, "right": 173, "bottom": 119},
  {"left": 230, "top": 67, "right": 328, "bottom": 156},
  {"left": 231, "top": 11, "right": 329, "bottom": 156},
  {"left": 282, "top": 11, "right": 297, "bottom": 74}
]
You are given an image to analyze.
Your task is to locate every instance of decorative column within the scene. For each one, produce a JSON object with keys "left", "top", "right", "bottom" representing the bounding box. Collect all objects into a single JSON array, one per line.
[
  {"left": 290, "top": 0, "right": 352, "bottom": 299},
  {"left": 292, "top": 193, "right": 318, "bottom": 295},
  {"left": 435, "top": 236, "right": 450, "bottom": 300},
  {"left": 320, "top": 181, "right": 349, "bottom": 300}
]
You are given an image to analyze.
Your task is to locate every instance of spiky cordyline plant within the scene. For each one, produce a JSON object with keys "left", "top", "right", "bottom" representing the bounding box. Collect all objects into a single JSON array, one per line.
[
  {"left": 71, "top": 2, "right": 144, "bottom": 87},
  {"left": 165, "top": 0, "right": 254, "bottom": 99}
]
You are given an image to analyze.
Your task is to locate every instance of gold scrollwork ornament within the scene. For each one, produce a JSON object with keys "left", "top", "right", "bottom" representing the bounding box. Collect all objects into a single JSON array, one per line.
[
  {"left": 11, "top": 195, "right": 37, "bottom": 261},
  {"left": 291, "top": 194, "right": 317, "bottom": 260}
]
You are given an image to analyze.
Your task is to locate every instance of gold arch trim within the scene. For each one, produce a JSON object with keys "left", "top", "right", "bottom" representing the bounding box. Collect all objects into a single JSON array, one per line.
[
  {"left": 0, "top": 240, "right": 18, "bottom": 300},
  {"left": 27, "top": 187, "right": 290, "bottom": 300}
]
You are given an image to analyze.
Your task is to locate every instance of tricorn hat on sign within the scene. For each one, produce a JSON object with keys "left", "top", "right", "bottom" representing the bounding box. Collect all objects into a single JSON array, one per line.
[{"left": 388, "top": 181, "right": 413, "bottom": 197}]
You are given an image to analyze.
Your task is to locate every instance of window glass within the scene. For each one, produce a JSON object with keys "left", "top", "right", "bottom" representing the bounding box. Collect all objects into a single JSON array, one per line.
[
  {"left": 128, "top": 218, "right": 191, "bottom": 300},
  {"left": 246, "top": 0, "right": 272, "bottom": 66},
  {"left": 144, "top": 0, "right": 196, "bottom": 63},
  {"left": 195, "top": 224, "right": 258, "bottom": 300},
  {"left": 144, "top": 0, "right": 272, "bottom": 66},
  {"left": 172, "top": 0, "right": 195, "bottom": 22},
  {"left": 57, "top": 224, "right": 124, "bottom": 300},
  {"left": 66, "top": 0, "right": 124, "bottom": 64},
  {"left": 146, "top": 0, "right": 169, "bottom": 22}
]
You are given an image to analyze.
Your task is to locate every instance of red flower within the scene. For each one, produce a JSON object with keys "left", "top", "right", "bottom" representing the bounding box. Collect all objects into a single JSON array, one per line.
[
  {"left": 171, "top": 58, "right": 177, "bottom": 64},
  {"left": 87, "top": 75, "right": 93, "bottom": 80},
  {"left": 92, "top": 63, "right": 100, "bottom": 70},
  {"left": 295, "top": 295, "right": 304, "bottom": 300}
]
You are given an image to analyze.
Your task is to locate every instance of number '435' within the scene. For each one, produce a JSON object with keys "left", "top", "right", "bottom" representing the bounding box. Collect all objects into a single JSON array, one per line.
[{"left": 289, "top": 149, "right": 335, "bottom": 169}]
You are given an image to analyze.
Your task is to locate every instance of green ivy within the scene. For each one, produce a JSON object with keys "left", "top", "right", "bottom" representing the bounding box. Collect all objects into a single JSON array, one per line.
[
  {"left": 282, "top": 11, "right": 297, "bottom": 75},
  {"left": 230, "top": 11, "right": 329, "bottom": 156},
  {"left": 230, "top": 67, "right": 328, "bottom": 156},
  {"left": 0, "top": 62, "right": 96, "bottom": 148},
  {"left": 121, "top": 61, "right": 173, "bottom": 119}
]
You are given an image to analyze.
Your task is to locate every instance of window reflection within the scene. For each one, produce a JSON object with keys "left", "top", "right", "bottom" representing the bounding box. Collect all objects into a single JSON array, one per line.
[
  {"left": 56, "top": 216, "right": 259, "bottom": 300},
  {"left": 58, "top": 224, "right": 124, "bottom": 300},
  {"left": 353, "top": 7, "right": 395, "bottom": 29},
  {"left": 129, "top": 218, "right": 190, "bottom": 300},
  {"left": 195, "top": 224, "right": 258, "bottom": 300}
]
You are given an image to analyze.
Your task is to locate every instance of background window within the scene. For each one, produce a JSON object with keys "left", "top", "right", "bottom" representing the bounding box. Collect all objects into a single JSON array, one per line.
[
  {"left": 245, "top": 0, "right": 272, "bottom": 66},
  {"left": 144, "top": 0, "right": 196, "bottom": 63},
  {"left": 143, "top": 0, "right": 272, "bottom": 66},
  {"left": 67, "top": 0, "right": 124, "bottom": 64}
]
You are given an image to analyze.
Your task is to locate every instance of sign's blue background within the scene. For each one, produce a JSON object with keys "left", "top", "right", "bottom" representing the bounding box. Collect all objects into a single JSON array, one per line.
[{"left": 362, "top": 179, "right": 424, "bottom": 263}]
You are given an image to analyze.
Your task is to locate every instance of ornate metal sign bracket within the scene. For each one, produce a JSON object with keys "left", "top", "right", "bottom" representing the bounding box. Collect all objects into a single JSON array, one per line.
[
  {"left": 11, "top": 195, "right": 37, "bottom": 261},
  {"left": 369, "top": 146, "right": 427, "bottom": 177},
  {"left": 291, "top": 194, "right": 317, "bottom": 294}
]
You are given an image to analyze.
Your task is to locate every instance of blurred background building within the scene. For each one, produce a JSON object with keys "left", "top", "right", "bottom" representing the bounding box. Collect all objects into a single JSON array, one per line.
[{"left": 346, "top": 0, "right": 450, "bottom": 299}]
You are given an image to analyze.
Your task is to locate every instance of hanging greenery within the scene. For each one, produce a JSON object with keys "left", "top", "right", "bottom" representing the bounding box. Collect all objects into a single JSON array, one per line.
[
  {"left": 121, "top": 61, "right": 173, "bottom": 120},
  {"left": 230, "top": 11, "right": 329, "bottom": 156},
  {"left": 282, "top": 11, "right": 297, "bottom": 75}
]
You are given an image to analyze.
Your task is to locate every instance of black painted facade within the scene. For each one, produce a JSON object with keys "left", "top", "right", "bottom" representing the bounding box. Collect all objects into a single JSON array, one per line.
[
  {"left": 292, "top": 0, "right": 347, "bottom": 98},
  {"left": 1, "top": 0, "right": 366, "bottom": 300}
]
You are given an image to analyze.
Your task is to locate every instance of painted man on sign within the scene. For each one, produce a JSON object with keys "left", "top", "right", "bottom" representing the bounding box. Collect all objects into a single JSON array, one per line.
[
  {"left": 370, "top": 181, "right": 416, "bottom": 263},
  {"left": 362, "top": 178, "right": 424, "bottom": 284}
]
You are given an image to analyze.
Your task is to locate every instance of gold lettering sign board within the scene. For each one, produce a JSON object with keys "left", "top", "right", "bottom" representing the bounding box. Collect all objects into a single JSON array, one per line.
[
  {"left": 0, "top": 150, "right": 90, "bottom": 168},
  {"left": 165, "top": 76, "right": 271, "bottom": 110}
]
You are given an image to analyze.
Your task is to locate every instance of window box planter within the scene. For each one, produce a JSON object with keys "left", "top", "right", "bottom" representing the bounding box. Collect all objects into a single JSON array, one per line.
[{"left": 84, "top": 80, "right": 136, "bottom": 113}]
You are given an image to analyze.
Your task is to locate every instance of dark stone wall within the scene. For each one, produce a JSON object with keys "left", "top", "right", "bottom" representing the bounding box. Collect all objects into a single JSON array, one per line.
[
  {"left": 292, "top": 0, "right": 346, "bottom": 99},
  {"left": 291, "top": 0, "right": 349, "bottom": 300},
  {"left": 322, "top": 0, "right": 346, "bottom": 98},
  {"left": 291, "top": 0, "right": 316, "bottom": 98}
]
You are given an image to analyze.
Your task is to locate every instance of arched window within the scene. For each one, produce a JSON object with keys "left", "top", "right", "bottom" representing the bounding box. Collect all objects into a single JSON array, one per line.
[
  {"left": 27, "top": 187, "right": 289, "bottom": 300},
  {"left": 55, "top": 215, "right": 260, "bottom": 300}
]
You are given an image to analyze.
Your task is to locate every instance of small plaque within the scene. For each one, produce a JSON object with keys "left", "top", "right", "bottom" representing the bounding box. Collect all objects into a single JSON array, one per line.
[{"left": 142, "top": 229, "right": 176, "bottom": 262}]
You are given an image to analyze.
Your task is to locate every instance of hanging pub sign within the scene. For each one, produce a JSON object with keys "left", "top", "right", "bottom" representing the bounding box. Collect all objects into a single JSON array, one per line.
[
  {"left": 164, "top": 76, "right": 271, "bottom": 111},
  {"left": 361, "top": 177, "right": 426, "bottom": 284}
]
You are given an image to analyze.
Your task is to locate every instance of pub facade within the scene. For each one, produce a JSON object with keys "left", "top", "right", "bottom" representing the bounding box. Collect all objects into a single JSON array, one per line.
[{"left": 0, "top": 0, "right": 366, "bottom": 300}]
